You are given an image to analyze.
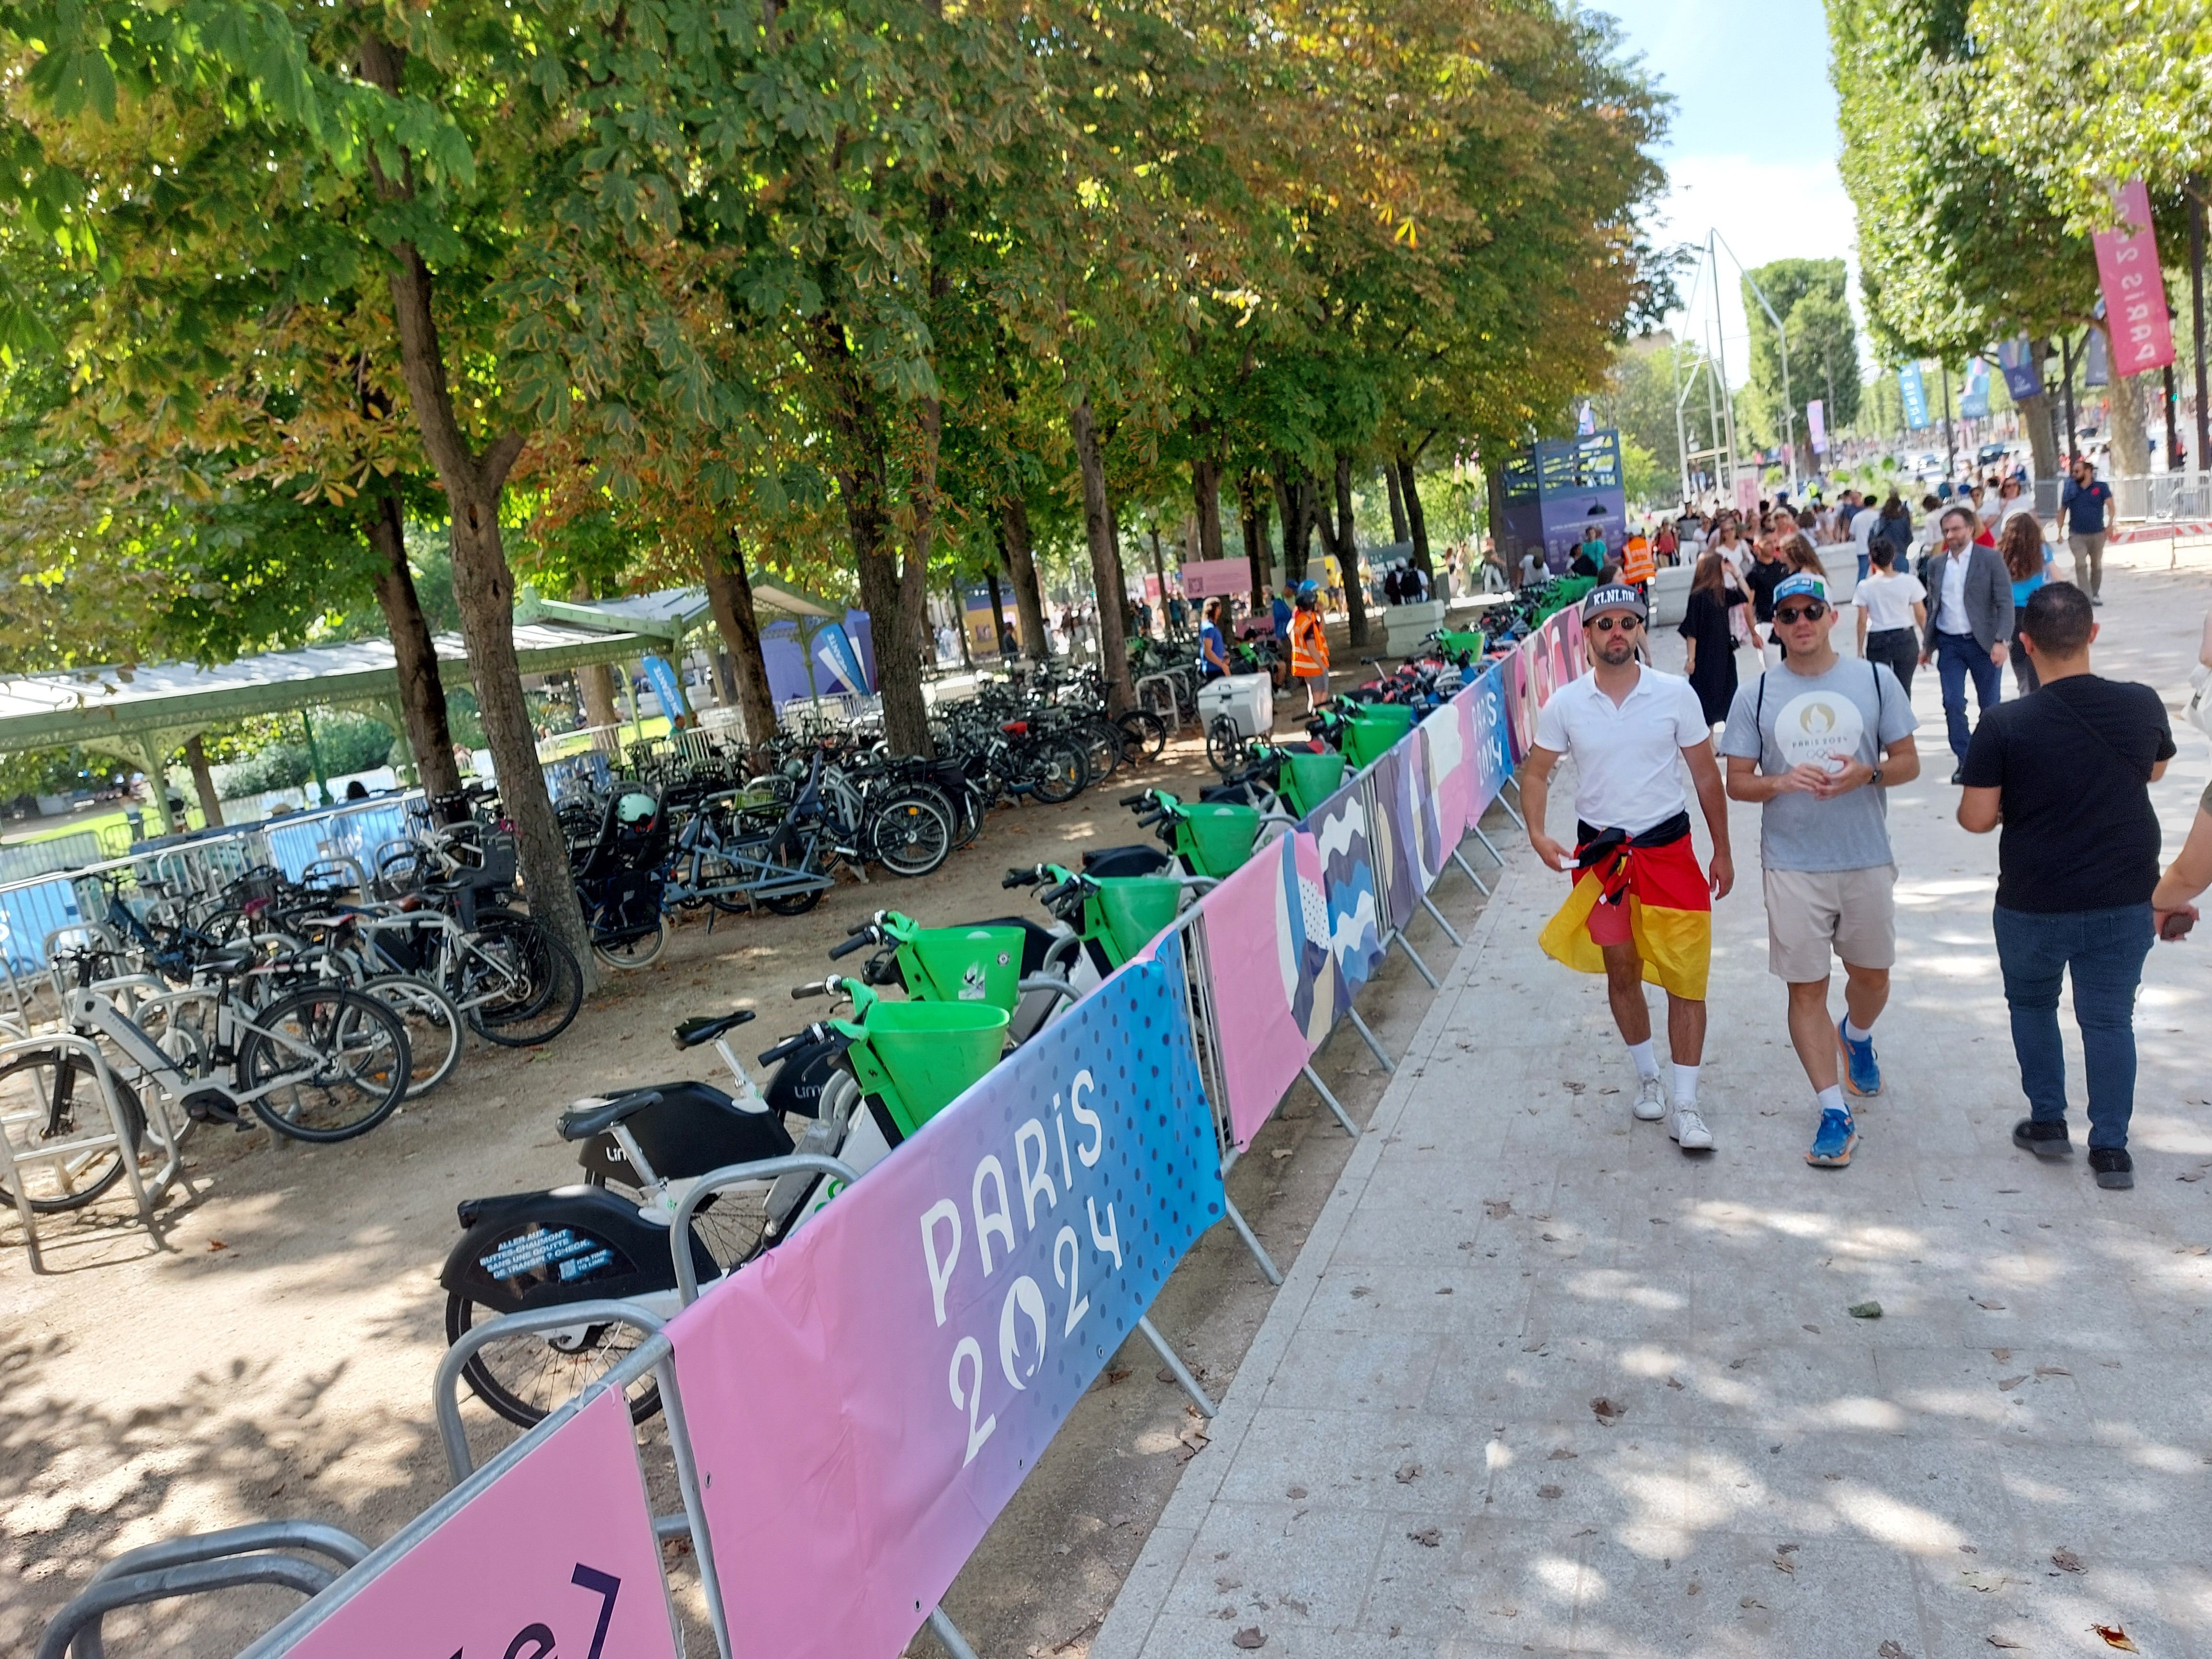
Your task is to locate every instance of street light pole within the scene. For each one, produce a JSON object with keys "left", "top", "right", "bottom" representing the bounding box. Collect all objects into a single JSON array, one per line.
[
  {"left": 1939, "top": 362, "right": 1957, "bottom": 480},
  {"left": 2191, "top": 179, "right": 2209, "bottom": 477}
]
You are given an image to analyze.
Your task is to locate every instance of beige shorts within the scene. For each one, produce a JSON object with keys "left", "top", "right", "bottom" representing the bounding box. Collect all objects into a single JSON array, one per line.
[{"left": 1762, "top": 864, "right": 1898, "bottom": 982}]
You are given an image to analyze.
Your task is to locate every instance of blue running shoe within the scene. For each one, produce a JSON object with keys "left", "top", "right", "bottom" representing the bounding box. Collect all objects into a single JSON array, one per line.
[
  {"left": 1805, "top": 1106, "right": 1858, "bottom": 1168},
  {"left": 1836, "top": 1018, "right": 1882, "bottom": 1097}
]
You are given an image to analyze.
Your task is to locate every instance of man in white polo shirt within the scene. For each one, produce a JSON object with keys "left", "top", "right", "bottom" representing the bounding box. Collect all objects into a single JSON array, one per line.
[{"left": 1523, "top": 584, "right": 1737, "bottom": 1153}]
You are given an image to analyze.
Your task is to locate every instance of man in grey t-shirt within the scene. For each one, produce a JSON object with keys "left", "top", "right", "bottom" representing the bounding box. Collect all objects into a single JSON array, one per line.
[{"left": 1720, "top": 574, "right": 1923, "bottom": 1169}]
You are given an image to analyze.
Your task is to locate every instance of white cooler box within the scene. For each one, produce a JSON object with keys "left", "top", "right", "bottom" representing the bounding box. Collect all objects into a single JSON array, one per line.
[{"left": 1198, "top": 672, "right": 1274, "bottom": 739}]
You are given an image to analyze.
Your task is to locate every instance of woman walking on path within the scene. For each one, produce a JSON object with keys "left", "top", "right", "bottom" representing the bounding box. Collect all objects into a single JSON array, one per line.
[
  {"left": 2000, "top": 513, "right": 2056, "bottom": 694},
  {"left": 1678, "top": 552, "right": 1747, "bottom": 727},
  {"left": 1855, "top": 542, "right": 1928, "bottom": 695}
]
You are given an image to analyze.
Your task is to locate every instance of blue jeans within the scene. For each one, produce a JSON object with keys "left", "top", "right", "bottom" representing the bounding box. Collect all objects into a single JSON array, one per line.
[
  {"left": 1856, "top": 551, "right": 1870, "bottom": 583},
  {"left": 1991, "top": 904, "right": 2153, "bottom": 1150},
  {"left": 1935, "top": 630, "right": 2002, "bottom": 763}
]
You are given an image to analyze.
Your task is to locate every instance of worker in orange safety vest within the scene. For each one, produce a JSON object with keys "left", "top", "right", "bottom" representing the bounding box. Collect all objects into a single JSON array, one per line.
[{"left": 1289, "top": 580, "right": 1331, "bottom": 712}]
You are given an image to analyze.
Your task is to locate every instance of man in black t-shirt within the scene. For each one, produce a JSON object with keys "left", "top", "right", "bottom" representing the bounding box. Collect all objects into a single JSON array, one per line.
[{"left": 1958, "top": 584, "right": 2176, "bottom": 1189}]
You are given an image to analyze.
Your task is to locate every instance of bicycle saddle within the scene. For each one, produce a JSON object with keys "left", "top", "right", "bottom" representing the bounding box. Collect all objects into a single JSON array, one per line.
[
  {"left": 557, "top": 1089, "right": 664, "bottom": 1141},
  {"left": 201, "top": 944, "right": 260, "bottom": 977},
  {"left": 674, "top": 1010, "right": 756, "bottom": 1048}
]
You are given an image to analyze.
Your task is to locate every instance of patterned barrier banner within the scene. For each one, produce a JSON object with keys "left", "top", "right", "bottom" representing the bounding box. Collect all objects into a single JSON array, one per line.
[
  {"left": 1417, "top": 702, "right": 1467, "bottom": 884},
  {"left": 285, "top": 1388, "right": 680, "bottom": 1659},
  {"left": 1366, "top": 741, "right": 1422, "bottom": 935},
  {"left": 1465, "top": 662, "right": 1515, "bottom": 829},
  {"left": 667, "top": 939, "right": 1223, "bottom": 1659},
  {"left": 1304, "top": 773, "right": 1384, "bottom": 996},
  {"left": 1196, "top": 831, "right": 1341, "bottom": 1150}
]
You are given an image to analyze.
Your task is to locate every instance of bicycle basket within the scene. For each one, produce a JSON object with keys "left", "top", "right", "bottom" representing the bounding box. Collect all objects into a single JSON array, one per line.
[
  {"left": 844, "top": 1001, "right": 1009, "bottom": 1135},
  {"left": 1088, "top": 876, "right": 1183, "bottom": 965},
  {"left": 901, "top": 926, "right": 1024, "bottom": 1012},
  {"left": 1280, "top": 749, "right": 1349, "bottom": 817},
  {"left": 1172, "top": 802, "right": 1261, "bottom": 878}
]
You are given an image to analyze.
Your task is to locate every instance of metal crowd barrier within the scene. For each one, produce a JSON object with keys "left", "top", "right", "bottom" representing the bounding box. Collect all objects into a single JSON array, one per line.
[{"left": 39, "top": 635, "right": 1557, "bottom": 1659}]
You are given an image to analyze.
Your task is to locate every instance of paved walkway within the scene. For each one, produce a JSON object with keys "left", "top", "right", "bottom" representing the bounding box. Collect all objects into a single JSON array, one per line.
[{"left": 1095, "top": 555, "right": 2212, "bottom": 1659}]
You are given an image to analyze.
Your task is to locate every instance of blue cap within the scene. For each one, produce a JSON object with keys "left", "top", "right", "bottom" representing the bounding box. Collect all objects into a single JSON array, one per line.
[
  {"left": 1773, "top": 573, "right": 1829, "bottom": 607},
  {"left": 1298, "top": 579, "right": 1319, "bottom": 596}
]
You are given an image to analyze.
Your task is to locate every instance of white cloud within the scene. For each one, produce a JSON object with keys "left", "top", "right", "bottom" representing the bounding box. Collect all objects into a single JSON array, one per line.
[{"left": 1642, "top": 153, "right": 1864, "bottom": 386}]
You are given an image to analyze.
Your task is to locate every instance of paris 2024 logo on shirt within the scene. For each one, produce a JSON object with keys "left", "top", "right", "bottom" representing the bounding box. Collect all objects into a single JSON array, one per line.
[{"left": 1775, "top": 689, "right": 1865, "bottom": 775}]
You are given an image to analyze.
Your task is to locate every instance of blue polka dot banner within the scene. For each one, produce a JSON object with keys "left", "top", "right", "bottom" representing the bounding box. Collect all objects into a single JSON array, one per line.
[{"left": 667, "top": 935, "right": 1223, "bottom": 1659}]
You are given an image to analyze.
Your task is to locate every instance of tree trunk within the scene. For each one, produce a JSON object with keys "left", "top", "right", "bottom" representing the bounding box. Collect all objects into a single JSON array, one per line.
[
  {"left": 2018, "top": 338, "right": 2061, "bottom": 482},
  {"left": 984, "top": 569, "right": 1007, "bottom": 655},
  {"left": 698, "top": 532, "right": 778, "bottom": 758},
  {"left": 578, "top": 663, "right": 620, "bottom": 732},
  {"left": 1395, "top": 452, "right": 1432, "bottom": 576},
  {"left": 1191, "top": 444, "right": 1225, "bottom": 562},
  {"left": 1272, "top": 461, "right": 1317, "bottom": 586},
  {"left": 1237, "top": 471, "right": 1267, "bottom": 607},
  {"left": 1069, "top": 398, "right": 1135, "bottom": 714},
  {"left": 1333, "top": 450, "right": 1370, "bottom": 647},
  {"left": 1486, "top": 461, "right": 1519, "bottom": 582},
  {"left": 367, "top": 488, "right": 463, "bottom": 801},
  {"left": 359, "top": 31, "right": 592, "bottom": 983},
  {"left": 999, "top": 498, "right": 1051, "bottom": 660},
  {"left": 184, "top": 734, "right": 223, "bottom": 829},
  {"left": 808, "top": 312, "right": 932, "bottom": 755},
  {"left": 2107, "top": 346, "right": 2154, "bottom": 487},
  {"left": 1385, "top": 463, "right": 1410, "bottom": 543}
]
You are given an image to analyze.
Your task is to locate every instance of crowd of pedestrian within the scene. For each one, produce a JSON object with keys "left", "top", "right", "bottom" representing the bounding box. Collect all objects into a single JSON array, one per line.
[{"left": 1521, "top": 530, "right": 2207, "bottom": 1192}]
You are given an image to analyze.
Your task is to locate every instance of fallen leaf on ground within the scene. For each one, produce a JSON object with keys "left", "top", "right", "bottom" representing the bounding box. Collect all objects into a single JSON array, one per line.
[
  {"left": 1667, "top": 1375, "right": 1686, "bottom": 1390},
  {"left": 1848, "top": 1302, "right": 1882, "bottom": 1319},
  {"left": 1548, "top": 1448, "right": 1578, "bottom": 1460},
  {"left": 2035, "top": 1365, "right": 2071, "bottom": 1377},
  {"left": 1408, "top": 1527, "right": 1441, "bottom": 1548},
  {"left": 1269, "top": 1148, "right": 1293, "bottom": 1160},
  {"left": 1997, "top": 1375, "right": 2029, "bottom": 1392},
  {"left": 1960, "top": 1571, "right": 2010, "bottom": 1593},
  {"left": 1878, "top": 1640, "right": 1910, "bottom": 1658},
  {"left": 2177, "top": 1172, "right": 2205, "bottom": 1183},
  {"left": 1537, "top": 1484, "right": 1564, "bottom": 1499},
  {"left": 1991, "top": 1349, "right": 2013, "bottom": 1361},
  {"left": 1232, "top": 1628, "right": 1267, "bottom": 1649},
  {"left": 1349, "top": 1286, "right": 1373, "bottom": 1300},
  {"left": 1740, "top": 1597, "right": 1765, "bottom": 1609},
  {"left": 1803, "top": 1323, "right": 1822, "bottom": 1333},
  {"left": 1986, "top": 1638, "right": 2023, "bottom": 1651},
  {"left": 2091, "top": 1625, "right": 2138, "bottom": 1652},
  {"left": 1771, "top": 1556, "right": 1797, "bottom": 1575},
  {"left": 2052, "top": 1548, "right": 2084, "bottom": 1573},
  {"left": 1394, "top": 1463, "right": 1420, "bottom": 1483},
  {"left": 1541, "top": 1232, "right": 1561, "bottom": 1242},
  {"left": 1105, "top": 1368, "right": 1131, "bottom": 1385},
  {"left": 1973, "top": 1298, "right": 2008, "bottom": 1311},
  {"left": 206, "top": 1239, "right": 229, "bottom": 1251},
  {"left": 1483, "top": 1199, "right": 1512, "bottom": 1219},
  {"left": 1590, "top": 1396, "right": 1626, "bottom": 1424},
  {"left": 1285, "top": 1486, "right": 1306, "bottom": 1499}
]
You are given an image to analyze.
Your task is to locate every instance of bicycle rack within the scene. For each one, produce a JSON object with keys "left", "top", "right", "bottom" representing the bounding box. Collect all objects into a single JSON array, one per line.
[
  {"left": 0, "top": 1030, "right": 188, "bottom": 1272},
  {"left": 1135, "top": 671, "right": 1184, "bottom": 734},
  {"left": 667, "top": 1152, "right": 863, "bottom": 1306},
  {"left": 36, "top": 1520, "right": 370, "bottom": 1659}
]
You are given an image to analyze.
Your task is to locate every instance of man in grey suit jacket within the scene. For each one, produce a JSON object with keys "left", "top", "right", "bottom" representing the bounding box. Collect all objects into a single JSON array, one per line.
[{"left": 1919, "top": 505, "right": 2014, "bottom": 781}]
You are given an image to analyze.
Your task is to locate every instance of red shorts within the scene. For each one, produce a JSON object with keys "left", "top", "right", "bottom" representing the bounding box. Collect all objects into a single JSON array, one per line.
[{"left": 1585, "top": 888, "right": 1635, "bottom": 947}]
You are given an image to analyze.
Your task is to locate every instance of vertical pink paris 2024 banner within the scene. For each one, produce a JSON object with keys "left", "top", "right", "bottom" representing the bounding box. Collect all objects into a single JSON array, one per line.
[
  {"left": 665, "top": 941, "right": 1223, "bottom": 1659},
  {"left": 284, "top": 1387, "right": 680, "bottom": 1659},
  {"left": 2094, "top": 178, "right": 2176, "bottom": 376}
]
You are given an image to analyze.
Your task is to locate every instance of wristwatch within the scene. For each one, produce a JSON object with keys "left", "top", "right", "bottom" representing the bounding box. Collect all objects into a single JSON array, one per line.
[{"left": 1870, "top": 764, "right": 1885, "bottom": 788}]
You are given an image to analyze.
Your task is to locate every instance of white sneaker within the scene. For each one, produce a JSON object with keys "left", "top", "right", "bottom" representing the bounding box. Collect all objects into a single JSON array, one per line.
[
  {"left": 1670, "top": 1105, "right": 1714, "bottom": 1150},
  {"left": 1633, "top": 1076, "right": 1667, "bottom": 1121}
]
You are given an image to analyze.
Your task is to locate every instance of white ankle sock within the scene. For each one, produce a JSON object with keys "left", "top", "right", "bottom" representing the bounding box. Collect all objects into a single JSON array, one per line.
[
  {"left": 1671, "top": 1064, "right": 1699, "bottom": 1106},
  {"left": 1816, "top": 1084, "right": 1847, "bottom": 1117},
  {"left": 1627, "top": 1040, "right": 1659, "bottom": 1081},
  {"left": 1842, "top": 1016, "right": 1874, "bottom": 1043}
]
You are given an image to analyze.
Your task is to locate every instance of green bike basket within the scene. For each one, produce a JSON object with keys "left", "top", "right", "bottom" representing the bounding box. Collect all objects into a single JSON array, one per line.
[
  {"left": 848, "top": 1000, "right": 1011, "bottom": 1137},
  {"left": 901, "top": 925, "right": 1025, "bottom": 1013},
  {"left": 1279, "top": 748, "right": 1348, "bottom": 817},
  {"left": 1173, "top": 802, "right": 1261, "bottom": 878},
  {"left": 1090, "top": 876, "right": 1184, "bottom": 965},
  {"left": 1437, "top": 629, "right": 1487, "bottom": 659},
  {"left": 1342, "top": 710, "right": 1413, "bottom": 768}
]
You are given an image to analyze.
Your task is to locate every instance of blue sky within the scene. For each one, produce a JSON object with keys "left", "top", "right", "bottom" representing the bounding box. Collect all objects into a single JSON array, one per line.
[{"left": 1595, "top": 0, "right": 1858, "bottom": 379}]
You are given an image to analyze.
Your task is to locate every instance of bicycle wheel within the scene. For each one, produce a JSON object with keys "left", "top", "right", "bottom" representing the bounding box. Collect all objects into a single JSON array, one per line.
[
  {"left": 1077, "top": 720, "right": 1122, "bottom": 784},
  {"left": 761, "top": 835, "right": 840, "bottom": 916},
  {"left": 239, "top": 987, "right": 411, "bottom": 1143},
  {"left": 0, "top": 1048, "right": 146, "bottom": 1212},
  {"left": 467, "top": 910, "right": 584, "bottom": 1047},
  {"left": 869, "top": 793, "right": 953, "bottom": 878},
  {"left": 358, "top": 973, "right": 465, "bottom": 1098},
  {"left": 1206, "top": 715, "right": 1249, "bottom": 775},
  {"left": 446, "top": 1290, "right": 661, "bottom": 1428},
  {"left": 1115, "top": 708, "right": 1169, "bottom": 763},
  {"left": 593, "top": 915, "right": 668, "bottom": 973},
  {"left": 1029, "top": 740, "right": 1090, "bottom": 805}
]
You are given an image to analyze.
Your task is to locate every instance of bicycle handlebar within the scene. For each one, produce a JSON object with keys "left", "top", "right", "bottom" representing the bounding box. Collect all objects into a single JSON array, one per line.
[
  {"left": 1003, "top": 867, "right": 1041, "bottom": 888},
  {"left": 792, "top": 980, "right": 830, "bottom": 999},
  {"left": 756, "top": 1027, "right": 821, "bottom": 1066},
  {"left": 828, "top": 931, "right": 872, "bottom": 960},
  {"left": 1117, "top": 792, "right": 1151, "bottom": 809}
]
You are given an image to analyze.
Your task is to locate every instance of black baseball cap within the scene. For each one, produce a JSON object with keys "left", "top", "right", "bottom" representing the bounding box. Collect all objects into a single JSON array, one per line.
[{"left": 1581, "top": 583, "right": 1648, "bottom": 622}]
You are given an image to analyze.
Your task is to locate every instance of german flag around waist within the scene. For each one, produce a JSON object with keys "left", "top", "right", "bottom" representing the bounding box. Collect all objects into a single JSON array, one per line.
[{"left": 1537, "top": 812, "right": 1712, "bottom": 1001}]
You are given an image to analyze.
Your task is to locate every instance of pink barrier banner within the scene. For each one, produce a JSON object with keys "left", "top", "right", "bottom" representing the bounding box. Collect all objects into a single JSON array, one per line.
[
  {"left": 1176, "top": 557, "right": 1256, "bottom": 598},
  {"left": 666, "top": 940, "right": 1222, "bottom": 1659},
  {"left": 287, "top": 1388, "right": 679, "bottom": 1659},
  {"left": 1197, "top": 831, "right": 1341, "bottom": 1150},
  {"left": 2094, "top": 178, "right": 2176, "bottom": 376},
  {"left": 1420, "top": 700, "right": 1469, "bottom": 877}
]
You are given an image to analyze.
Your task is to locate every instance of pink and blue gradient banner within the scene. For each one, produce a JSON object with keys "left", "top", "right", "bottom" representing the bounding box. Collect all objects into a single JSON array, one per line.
[{"left": 666, "top": 937, "right": 1222, "bottom": 1659}]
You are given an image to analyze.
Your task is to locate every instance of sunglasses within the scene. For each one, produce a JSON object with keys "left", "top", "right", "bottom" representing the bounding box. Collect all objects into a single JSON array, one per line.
[
  {"left": 1774, "top": 602, "right": 1829, "bottom": 624},
  {"left": 1588, "top": 615, "right": 1641, "bottom": 632}
]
